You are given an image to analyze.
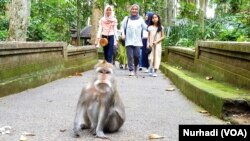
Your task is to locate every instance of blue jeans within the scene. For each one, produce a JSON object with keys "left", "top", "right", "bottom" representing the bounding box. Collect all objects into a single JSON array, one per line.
[
  {"left": 126, "top": 46, "right": 140, "bottom": 71},
  {"left": 102, "top": 35, "right": 114, "bottom": 63}
]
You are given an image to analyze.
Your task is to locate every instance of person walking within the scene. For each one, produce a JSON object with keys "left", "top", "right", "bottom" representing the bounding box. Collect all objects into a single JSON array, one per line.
[
  {"left": 121, "top": 4, "right": 148, "bottom": 76},
  {"left": 140, "top": 11, "right": 154, "bottom": 73},
  {"left": 148, "top": 14, "right": 165, "bottom": 77},
  {"left": 95, "top": 5, "right": 118, "bottom": 63}
]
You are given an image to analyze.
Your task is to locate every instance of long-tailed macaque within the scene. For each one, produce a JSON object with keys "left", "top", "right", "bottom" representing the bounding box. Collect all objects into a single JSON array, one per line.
[{"left": 73, "top": 60, "right": 125, "bottom": 139}]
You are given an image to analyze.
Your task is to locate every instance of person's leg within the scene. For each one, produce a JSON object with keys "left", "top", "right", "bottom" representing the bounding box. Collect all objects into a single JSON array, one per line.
[
  {"left": 113, "top": 45, "right": 117, "bottom": 65},
  {"left": 141, "top": 38, "right": 149, "bottom": 72},
  {"left": 126, "top": 46, "right": 134, "bottom": 75},
  {"left": 106, "top": 36, "right": 114, "bottom": 63},
  {"left": 139, "top": 47, "right": 142, "bottom": 71},
  {"left": 133, "top": 46, "right": 140, "bottom": 75},
  {"left": 103, "top": 46, "right": 108, "bottom": 62}
]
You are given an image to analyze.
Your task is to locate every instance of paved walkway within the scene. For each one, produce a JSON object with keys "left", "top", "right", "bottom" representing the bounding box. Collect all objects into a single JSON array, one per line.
[{"left": 0, "top": 63, "right": 226, "bottom": 141}]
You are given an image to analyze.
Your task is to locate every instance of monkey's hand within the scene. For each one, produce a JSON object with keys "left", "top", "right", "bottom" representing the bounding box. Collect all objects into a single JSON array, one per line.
[
  {"left": 73, "top": 126, "right": 81, "bottom": 138},
  {"left": 90, "top": 127, "right": 96, "bottom": 135},
  {"left": 95, "top": 131, "right": 109, "bottom": 139}
]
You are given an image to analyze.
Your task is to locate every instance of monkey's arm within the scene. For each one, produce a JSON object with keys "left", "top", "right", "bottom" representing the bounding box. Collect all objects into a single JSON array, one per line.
[
  {"left": 73, "top": 88, "right": 89, "bottom": 136},
  {"left": 95, "top": 102, "right": 109, "bottom": 139}
]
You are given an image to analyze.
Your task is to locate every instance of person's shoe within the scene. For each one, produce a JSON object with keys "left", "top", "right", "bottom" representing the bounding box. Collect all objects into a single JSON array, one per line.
[
  {"left": 152, "top": 73, "right": 157, "bottom": 77},
  {"left": 134, "top": 71, "right": 138, "bottom": 77},
  {"left": 139, "top": 67, "right": 142, "bottom": 71},
  {"left": 143, "top": 69, "right": 149, "bottom": 73},
  {"left": 148, "top": 68, "right": 153, "bottom": 76},
  {"left": 129, "top": 71, "right": 135, "bottom": 76},
  {"left": 119, "top": 64, "right": 123, "bottom": 69}
]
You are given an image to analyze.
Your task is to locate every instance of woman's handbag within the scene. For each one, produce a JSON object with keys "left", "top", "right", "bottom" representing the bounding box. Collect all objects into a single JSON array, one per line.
[
  {"left": 99, "top": 38, "right": 108, "bottom": 47},
  {"left": 146, "top": 46, "right": 152, "bottom": 54}
]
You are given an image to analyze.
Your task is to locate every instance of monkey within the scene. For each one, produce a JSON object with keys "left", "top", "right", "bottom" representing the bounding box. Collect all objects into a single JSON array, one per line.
[{"left": 73, "top": 60, "right": 126, "bottom": 139}]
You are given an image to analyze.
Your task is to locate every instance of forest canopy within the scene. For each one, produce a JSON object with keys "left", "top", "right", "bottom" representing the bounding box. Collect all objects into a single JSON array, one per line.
[{"left": 0, "top": 0, "right": 249, "bottom": 47}]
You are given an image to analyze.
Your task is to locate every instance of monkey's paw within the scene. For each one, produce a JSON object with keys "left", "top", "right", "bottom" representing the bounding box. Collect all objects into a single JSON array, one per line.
[
  {"left": 95, "top": 131, "right": 109, "bottom": 139},
  {"left": 90, "top": 128, "right": 96, "bottom": 135},
  {"left": 80, "top": 124, "right": 89, "bottom": 130},
  {"left": 72, "top": 130, "right": 80, "bottom": 138}
]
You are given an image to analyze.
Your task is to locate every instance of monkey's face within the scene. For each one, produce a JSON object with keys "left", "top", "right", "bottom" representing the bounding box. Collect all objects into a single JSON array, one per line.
[{"left": 94, "top": 66, "right": 114, "bottom": 93}]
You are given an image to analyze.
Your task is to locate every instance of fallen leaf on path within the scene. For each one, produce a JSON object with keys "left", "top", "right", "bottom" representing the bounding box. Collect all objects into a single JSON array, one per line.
[
  {"left": 165, "top": 88, "right": 175, "bottom": 91},
  {"left": 73, "top": 72, "right": 82, "bottom": 76},
  {"left": 19, "top": 135, "right": 28, "bottom": 141},
  {"left": 199, "top": 110, "right": 208, "bottom": 114},
  {"left": 148, "top": 133, "right": 164, "bottom": 139},
  {"left": 206, "top": 76, "right": 213, "bottom": 80},
  {"left": 22, "top": 131, "right": 35, "bottom": 136},
  {"left": 60, "top": 129, "right": 66, "bottom": 132}
]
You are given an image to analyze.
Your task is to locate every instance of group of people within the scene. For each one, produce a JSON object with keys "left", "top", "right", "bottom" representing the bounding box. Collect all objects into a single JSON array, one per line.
[{"left": 95, "top": 4, "right": 165, "bottom": 77}]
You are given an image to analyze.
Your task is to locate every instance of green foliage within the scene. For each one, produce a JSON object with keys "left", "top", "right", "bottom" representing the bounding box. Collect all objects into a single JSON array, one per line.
[
  {"left": 166, "top": 20, "right": 201, "bottom": 47},
  {"left": 27, "top": 0, "right": 80, "bottom": 42},
  {"left": 179, "top": 1, "right": 200, "bottom": 21},
  {"left": 204, "top": 13, "right": 250, "bottom": 41},
  {"left": 0, "top": 0, "right": 9, "bottom": 41}
]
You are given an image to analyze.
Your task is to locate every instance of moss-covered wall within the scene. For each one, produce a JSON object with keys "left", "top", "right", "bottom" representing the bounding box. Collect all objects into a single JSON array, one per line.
[
  {"left": 0, "top": 42, "right": 98, "bottom": 97},
  {"left": 196, "top": 41, "right": 250, "bottom": 89},
  {"left": 163, "top": 47, "right": 195, "bottom": 72},
  {"left": 162, "top": 41, "right": 250, "bottom": 90}
]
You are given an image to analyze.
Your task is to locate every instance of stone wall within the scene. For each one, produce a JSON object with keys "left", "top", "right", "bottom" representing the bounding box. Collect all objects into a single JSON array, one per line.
[
  {"left": 163, "top": 41, "right": 250, "bottom": 90},
  {"left": 0, "top": 42, "right": 98, "bottom": 97},
  {"left": 196, "top": 41, "right": 250, "bottom": 89},
  {"left": 163, "top": 47, "right": 195, "bottom": 72}
]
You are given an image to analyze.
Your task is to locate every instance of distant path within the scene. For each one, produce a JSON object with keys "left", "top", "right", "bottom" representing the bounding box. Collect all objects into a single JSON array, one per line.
[{"left": 0, "top": 63, "right": 225, "bottom": 141}]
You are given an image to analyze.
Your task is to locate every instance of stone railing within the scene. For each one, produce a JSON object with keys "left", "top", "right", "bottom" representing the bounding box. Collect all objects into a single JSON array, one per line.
[
  {"left": 196, "top": 41, "right": 250, "bottom": 89},
  {"left": 163, "top": 46, "right": 195, "bottom": 71},
  {"left": 0, "top": 42, "right": 98, "bottom": 97},
  {"left": 163, "top": 41, "right": 250, "bottom": 89}
]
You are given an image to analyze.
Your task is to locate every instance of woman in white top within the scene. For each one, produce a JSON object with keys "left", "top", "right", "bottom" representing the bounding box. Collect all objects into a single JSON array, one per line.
[
  {"left": 121, "top": 4, "right": 147, "bottom": 76},
  {"left": 95, "top": 5, "right": 118, "bottom": 63},
  {"left": 148, "top": 14, "right": 165, "bottom": 77}
]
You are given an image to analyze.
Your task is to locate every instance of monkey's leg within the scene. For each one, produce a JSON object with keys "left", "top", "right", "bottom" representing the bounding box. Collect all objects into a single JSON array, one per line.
[{"left": 104, "top": 108, "right": 124, "bottom": 133}]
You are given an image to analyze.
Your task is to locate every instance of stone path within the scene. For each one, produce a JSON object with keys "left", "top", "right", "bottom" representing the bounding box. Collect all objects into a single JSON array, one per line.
[{"left": 0, "top": 64, "right": 226, "bottom": 141}]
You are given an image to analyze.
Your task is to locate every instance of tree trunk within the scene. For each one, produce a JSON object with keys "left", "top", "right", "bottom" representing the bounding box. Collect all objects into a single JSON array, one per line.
[
  {"left": 167, "top": 0, "right": 174, "bottom": 27},
  {"left": 77, "top": 0, "right": 81, "bottom": 46},
  {"left": 90, "top": 2, "right": 102, "bottom": 45},
  {"left": 199, "top": 0, "right": 206, "bottom": 39},
  {"left": 8, "top": 0, "right": 31, "bottom": 41}
]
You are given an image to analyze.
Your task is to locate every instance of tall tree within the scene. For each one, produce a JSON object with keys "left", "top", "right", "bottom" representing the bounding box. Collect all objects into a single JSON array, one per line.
[
  {"left": 199, "top": 0, "right": 207, "bottom": 39},
  {"left": 77, "top": 0, "right": 81, "bottom": 45},
  {"left": 8, "top": 0, "right": 31, "bottom": 41},
  {"left": 166, "top": 0, "right": 175, "bottom": 27},
  {"left": 90, "top": 1, "right": 102, "bottom": 45}
]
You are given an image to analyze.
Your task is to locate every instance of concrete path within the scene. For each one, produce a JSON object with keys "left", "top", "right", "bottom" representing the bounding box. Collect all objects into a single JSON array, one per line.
[{"left": 0, "top": 63, "right": 226, "bottom": 141}]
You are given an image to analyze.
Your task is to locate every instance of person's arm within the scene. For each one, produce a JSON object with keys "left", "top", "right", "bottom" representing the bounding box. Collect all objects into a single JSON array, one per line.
[
  {"left": 113, "top": 20, "right": 119, "bottom": 45},
  {"left": 141, "top": 17, "right": 148, "bottom": 30},
  {"left": 155, "top": 27, "right": 165, "bottom": 44},
  {"left": 148, "top": 26, "right": 152, "bottom": 47},
  {"left": 121, "top": 16, "right": 127, "bottom": 40}
]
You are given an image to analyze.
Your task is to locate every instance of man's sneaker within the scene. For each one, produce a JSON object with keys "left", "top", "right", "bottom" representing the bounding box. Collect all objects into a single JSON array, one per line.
[
  {"left": 152, "top": 73, "right": 157, "bottom": 77},
  {"left": 129, "top": 71, "right": 135, "bottom": 76},
  {"left": 139, "top": 67, "right": 142, "bottom": 71}
]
